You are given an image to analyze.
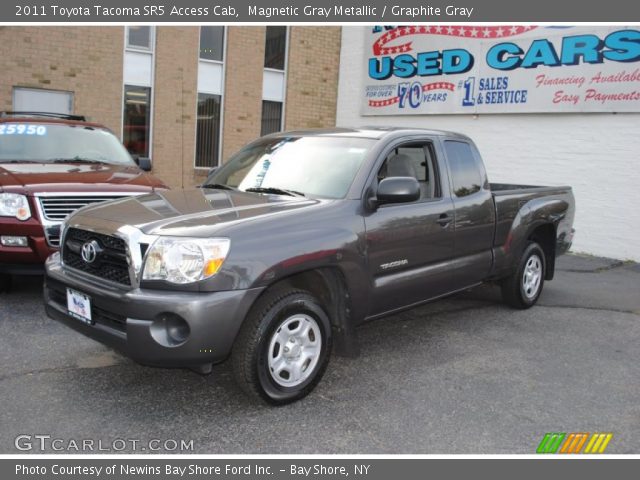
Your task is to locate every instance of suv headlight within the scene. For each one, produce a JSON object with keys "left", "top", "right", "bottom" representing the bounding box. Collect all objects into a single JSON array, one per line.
[
  {"left": 142, "top": 237, "right": 230, "bottom": 284},
  {"left": 0, "top": 193, "right": 31, "bottom": 221}
]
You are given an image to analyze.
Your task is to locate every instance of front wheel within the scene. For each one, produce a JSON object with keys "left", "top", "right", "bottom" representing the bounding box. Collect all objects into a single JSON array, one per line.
[
  {"left": 231, "top": 287, "right": 332, "bottom": 405},
  {"left": 501, "top": 242, "right": 546, "bottom": 309}
]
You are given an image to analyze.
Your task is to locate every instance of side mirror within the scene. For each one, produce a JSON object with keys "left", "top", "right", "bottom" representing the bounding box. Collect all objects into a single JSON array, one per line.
[
  {"left": 208, "top": 166, "right": 219, "bottom": 176},
  {"left": 135, "top": 157, "right": 152, "bottom": 172},
  {"left": 375, "top": 177, "right": 420, "bottom": 206}
]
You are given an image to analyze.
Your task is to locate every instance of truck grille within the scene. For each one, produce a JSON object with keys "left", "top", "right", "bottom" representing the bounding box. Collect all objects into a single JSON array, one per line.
[
  {"left": 62, "top": 228, "right": 131, "bottom": 286},
  {"left": 39, "top": 195, "right": 129, "bottom": 221}
]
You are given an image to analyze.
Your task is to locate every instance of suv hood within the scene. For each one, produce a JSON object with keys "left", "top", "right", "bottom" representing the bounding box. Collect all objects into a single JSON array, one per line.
[
  {"left": 70, "top": 188, "right": 322, "bottom": 236},
  {"left": 0, "top": 162, "right": 166, "bottom": 193}
]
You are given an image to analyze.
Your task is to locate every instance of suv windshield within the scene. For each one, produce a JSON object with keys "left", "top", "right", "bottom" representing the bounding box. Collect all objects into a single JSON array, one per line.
[
  {"left": 206, "top": 136, "right": 374, "bottom": 199},
  {"left": 0, "top": 123, "right": 135, "bottom": 165}
]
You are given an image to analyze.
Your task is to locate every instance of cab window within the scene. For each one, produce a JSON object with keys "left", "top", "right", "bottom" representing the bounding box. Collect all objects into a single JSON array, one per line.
[
  {"left": 444, "top": 140, "right": 485, "bottom": 198},
  {"left": 377, "top": 142, "right": 440, "bottom": 201}
]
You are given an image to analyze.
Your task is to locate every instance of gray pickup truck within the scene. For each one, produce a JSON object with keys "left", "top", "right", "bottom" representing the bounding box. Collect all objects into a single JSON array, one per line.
[{"left": 44, "top": 127, "right": 575, "bottom": 404}]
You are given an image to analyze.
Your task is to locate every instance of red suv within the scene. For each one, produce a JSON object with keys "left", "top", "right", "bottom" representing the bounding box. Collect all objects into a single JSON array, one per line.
[{"left": 0, "top": 112, "right": 168, "bottom": 290}]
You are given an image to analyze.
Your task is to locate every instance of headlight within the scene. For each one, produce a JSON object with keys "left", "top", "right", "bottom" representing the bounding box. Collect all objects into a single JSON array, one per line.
[
  {"left": 0, "top": 193, "right": 31, "bottom": 221},
  {"left": 142, "top": 237, "right": 230, "bottom": 284}
]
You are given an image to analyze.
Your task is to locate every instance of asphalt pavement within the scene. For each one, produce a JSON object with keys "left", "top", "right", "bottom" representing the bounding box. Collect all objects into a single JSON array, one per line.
[{"left": 1, "top": 254, "right": 638, "bottom": 454}]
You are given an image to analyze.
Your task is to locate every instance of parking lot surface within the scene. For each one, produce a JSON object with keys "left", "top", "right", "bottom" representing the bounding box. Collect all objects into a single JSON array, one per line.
[{"left": 1, "top": 254, "right": 638, "bottom": 454}]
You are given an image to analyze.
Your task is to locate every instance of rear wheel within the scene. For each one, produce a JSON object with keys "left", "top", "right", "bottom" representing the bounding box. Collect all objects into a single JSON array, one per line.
[
  {"left": 501, "top": 242, "right": 546, "bottom": 309},
  {"left": 231, "top": 287, "right": 332, "bottom": 405}
]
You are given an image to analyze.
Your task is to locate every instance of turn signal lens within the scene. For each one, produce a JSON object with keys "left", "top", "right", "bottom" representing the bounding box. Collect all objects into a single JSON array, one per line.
[{"left": 204, "top": 258, "right": 225, "bottom": 277}]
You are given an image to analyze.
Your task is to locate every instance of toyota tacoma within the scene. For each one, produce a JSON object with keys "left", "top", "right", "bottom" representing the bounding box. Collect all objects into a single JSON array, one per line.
[{"left": 44, "top": 127, "right": 575, "bottom": 404}]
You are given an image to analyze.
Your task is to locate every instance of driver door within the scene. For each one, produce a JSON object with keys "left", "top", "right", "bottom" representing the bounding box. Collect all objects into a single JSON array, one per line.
[{"left": 364, "top": 140, "right": 456, "bottom": 317}]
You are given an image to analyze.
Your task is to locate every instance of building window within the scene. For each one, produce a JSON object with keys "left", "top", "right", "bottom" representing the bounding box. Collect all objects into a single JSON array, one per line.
[
  {"left": 200, "top": 26, "right": 225, "bottom": 62},
  {"left": 264, "top": 26, "right": 287, "bottom": 70},
  {"left": 13, "top": 87, "right": 73, "bottom": 114},
  {"left": 196, "top": 93, "right": 222, "bottom": 168},
  {"left": 123, "top": 86, "right": 151, "bottom": 157},
  {"left": 126, "top": 26, "right": 153, "bottom": 51},
  {"left": 261, "top": 101, "right": 283, "bottom": 136}
]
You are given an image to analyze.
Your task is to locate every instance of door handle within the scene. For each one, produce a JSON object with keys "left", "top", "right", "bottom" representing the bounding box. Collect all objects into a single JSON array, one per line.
[{"left": 436, "top": 214, "right": 452, "bottom": 226}]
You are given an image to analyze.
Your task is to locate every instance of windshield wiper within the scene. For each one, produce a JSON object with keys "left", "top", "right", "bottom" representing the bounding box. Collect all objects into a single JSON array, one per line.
[
  {"left": 200, "top": 183, "right": 237, "bottom": 191},
  {"left": 245, "top": 187, "right": 305, "bottom": 197},
  {"left": 50, "top": 157, "right": 108, "bottom": 164}
]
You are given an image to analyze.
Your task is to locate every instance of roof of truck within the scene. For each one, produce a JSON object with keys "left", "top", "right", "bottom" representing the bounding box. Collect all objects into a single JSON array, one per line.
[{"left": 267, "top": 126, "right": 472, "bottom": 141}]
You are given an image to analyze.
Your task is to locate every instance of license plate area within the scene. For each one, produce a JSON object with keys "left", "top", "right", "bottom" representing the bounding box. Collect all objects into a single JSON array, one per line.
[{"left": 66, "top": 288, "right": 93, "bottom": 325}]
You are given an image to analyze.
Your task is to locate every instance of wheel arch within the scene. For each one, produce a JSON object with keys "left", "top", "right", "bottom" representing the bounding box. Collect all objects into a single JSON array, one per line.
[
  {"left": 246, "top": 267, "right": 360, "bottom": 357},
  {"left": 527, "top": 223, "right": 557, "bottom": 280}
]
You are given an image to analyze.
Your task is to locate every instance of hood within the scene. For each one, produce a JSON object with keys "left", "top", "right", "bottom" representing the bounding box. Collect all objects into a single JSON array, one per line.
[
  {"left": 70, "top": 188, "right": 322, "bottom": 236},
  {"left": 0, "top": 162, "right": 167, "bottom": 194}
]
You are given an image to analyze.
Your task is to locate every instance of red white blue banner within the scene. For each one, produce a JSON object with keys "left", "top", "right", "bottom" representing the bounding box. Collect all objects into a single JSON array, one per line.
[{"left": 362, "top": 25, "right": 640, "bottom": 114}]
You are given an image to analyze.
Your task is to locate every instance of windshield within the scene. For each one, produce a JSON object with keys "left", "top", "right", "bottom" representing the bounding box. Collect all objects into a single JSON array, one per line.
[
  {"left": 206, "top": 136, "right": 375, "bottom": 199},
  {"left": 0, "top": 123, "right": 136, "bottom": 165}
]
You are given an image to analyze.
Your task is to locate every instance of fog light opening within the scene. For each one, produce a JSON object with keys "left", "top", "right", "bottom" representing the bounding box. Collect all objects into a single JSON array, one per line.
[
  {"left": 150, "top": 313, "right": 191, "bottom": 347},
  {"left": 1, "top": 236, "right": 28, "bottom": 247}
]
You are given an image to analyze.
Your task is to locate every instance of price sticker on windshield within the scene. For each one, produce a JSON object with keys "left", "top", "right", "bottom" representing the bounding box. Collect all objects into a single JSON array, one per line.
[{"left": 0, "top": 124, "right": 47, "bottom": 135}]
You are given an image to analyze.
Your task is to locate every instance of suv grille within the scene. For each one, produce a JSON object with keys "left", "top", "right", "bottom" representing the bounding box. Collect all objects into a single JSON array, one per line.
[
  {"left": 62, "top": 228, "right": 131, "bottom": 286},
  {"left": 39, "top": 195, "right": 130, "bottom": 221}
]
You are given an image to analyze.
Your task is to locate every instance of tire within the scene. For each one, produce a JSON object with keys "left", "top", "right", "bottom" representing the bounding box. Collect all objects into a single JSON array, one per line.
[
  {"left": 0, "top": 273, "right": 12, "bottom": 293},
  {"left": 501, "top": 242, "right": 546, "bottom": 309},
  {"left": 231, "top": 287, "right": 332, "bottom": 405}
]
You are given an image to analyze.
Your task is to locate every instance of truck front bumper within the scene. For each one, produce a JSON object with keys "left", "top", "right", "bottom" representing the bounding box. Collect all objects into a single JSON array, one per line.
[{"left": 44, "top": 255, "right": 264, "bottom": 368}]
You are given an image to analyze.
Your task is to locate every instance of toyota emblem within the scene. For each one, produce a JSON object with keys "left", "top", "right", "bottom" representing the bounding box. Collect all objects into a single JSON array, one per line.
[{"left": 80, "top": 240, "right": 100, "bottom": 264}]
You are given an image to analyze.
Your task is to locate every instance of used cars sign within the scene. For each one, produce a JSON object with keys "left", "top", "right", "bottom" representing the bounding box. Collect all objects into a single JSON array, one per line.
[{"left": 362, "top": 25, "right": 640, "bottom": 114}]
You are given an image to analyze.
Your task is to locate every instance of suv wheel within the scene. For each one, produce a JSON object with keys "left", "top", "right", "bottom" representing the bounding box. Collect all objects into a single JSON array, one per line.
[
  {"left": 232, "top": 287, "right": 332, "bottom": 404},
  {"left": 501, "top": 242, "right": 546, "bottom": 309}
]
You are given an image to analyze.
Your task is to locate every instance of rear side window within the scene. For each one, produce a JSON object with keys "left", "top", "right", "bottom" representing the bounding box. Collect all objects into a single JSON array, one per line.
[{"left": 444, "top": 141, "right": 484, "bottom": 197}]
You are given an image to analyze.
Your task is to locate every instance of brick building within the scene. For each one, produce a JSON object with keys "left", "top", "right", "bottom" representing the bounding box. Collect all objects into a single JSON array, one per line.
[{"left": 0, "top": 26, "right": 342, "bottom": 187}]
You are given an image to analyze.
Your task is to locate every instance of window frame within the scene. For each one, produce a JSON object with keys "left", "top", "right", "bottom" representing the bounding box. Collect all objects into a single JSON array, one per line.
[
  {"left": 194, "top": 27, "right": 227, "bottom": 170},
  {"left": 198, "top": 26, "right": 225, "bottom": 64},
  {"left": 369, "top": 139, "right": 444, "bottom": 206},
  {"left": 122, "top": 84, "right": 152, "bottom": 158},
  {"left": 264, "top": 26, "right": 288, "bottom": 71},
  {"left": 262, "top": 27, "right": 289, "bottom": 134},
  {"left": 260, "top": 100, "right": 284, "bottom": 137},
  {"left": 125, "top": 26, "right": 154, "bottom": 52},
  {"left": 12, "top": 86, "right": 74, "bottom": 114},
  {"left": 443, "top": 140, "right": 487, "bottom": 199},
  {"left": 195, "top": 93, "right": 223, "bottom": 169}
]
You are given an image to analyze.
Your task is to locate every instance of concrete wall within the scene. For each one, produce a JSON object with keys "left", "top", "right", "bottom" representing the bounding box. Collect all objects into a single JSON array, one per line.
[{"left": 336, "top": 27, "right": 640, "bottom": 261}]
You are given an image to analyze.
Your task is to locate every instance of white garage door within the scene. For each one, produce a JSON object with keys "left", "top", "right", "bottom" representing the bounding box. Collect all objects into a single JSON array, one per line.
[{"left": 13, "top": 87, "right": 73, "bottom": 114}]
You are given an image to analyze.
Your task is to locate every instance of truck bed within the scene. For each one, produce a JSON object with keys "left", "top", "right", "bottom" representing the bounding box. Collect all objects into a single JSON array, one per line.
[
  {"left": 490, "top": 183, "right": 574, "bottom": 253},
  {"left": 490, "top": 183, "right": 572, "bottom": 196}
]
